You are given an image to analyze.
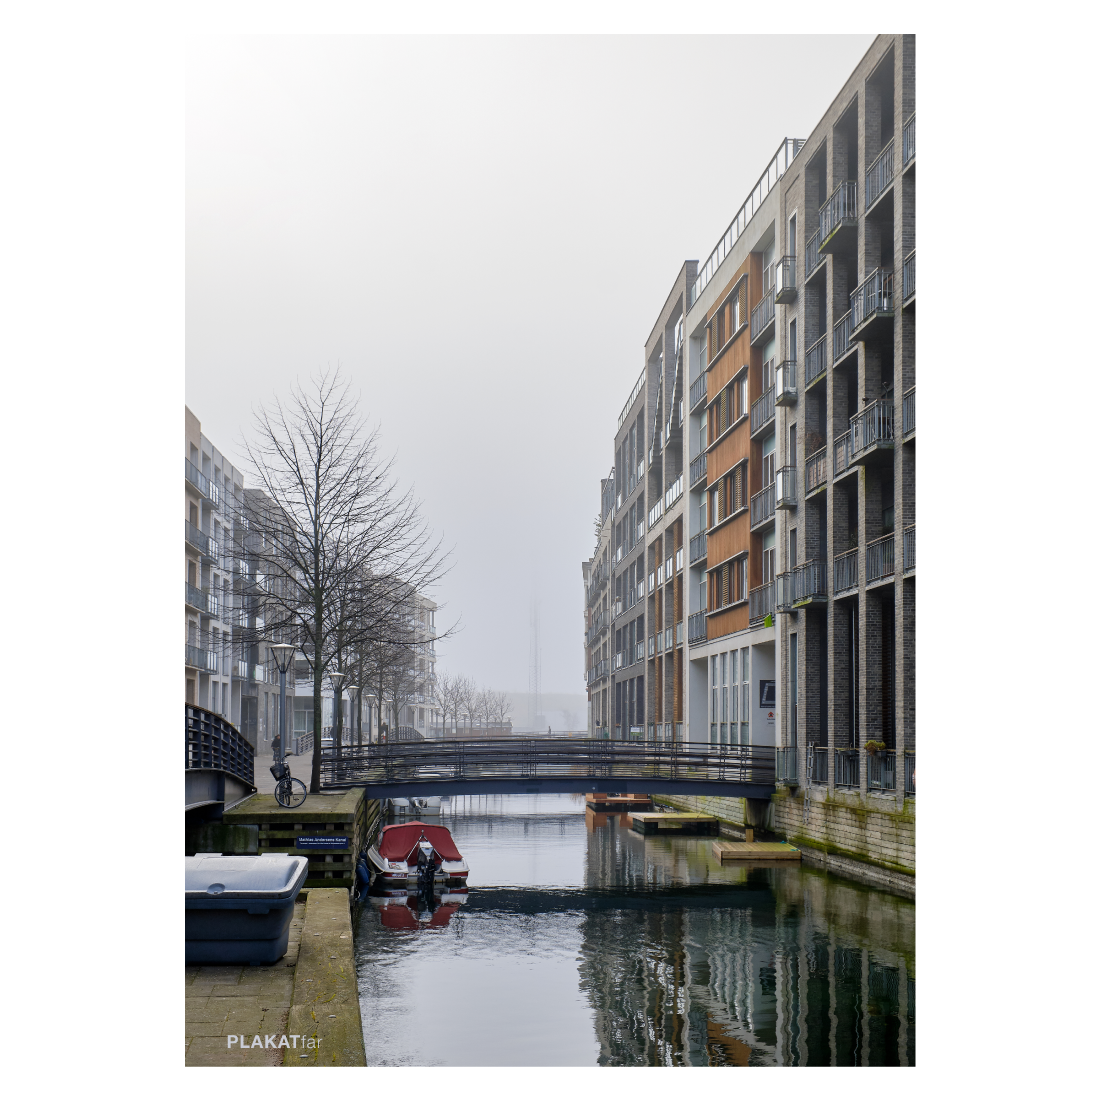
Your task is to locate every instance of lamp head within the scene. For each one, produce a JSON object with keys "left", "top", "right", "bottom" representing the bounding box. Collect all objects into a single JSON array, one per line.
[{"left": 270, "top": 642, "right": 296, "bottom": 674}]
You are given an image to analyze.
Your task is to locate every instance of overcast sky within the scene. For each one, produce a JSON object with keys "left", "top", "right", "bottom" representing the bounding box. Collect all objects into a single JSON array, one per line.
[{"left": 186, "top": 34, "right": 875, "bottom": 698}]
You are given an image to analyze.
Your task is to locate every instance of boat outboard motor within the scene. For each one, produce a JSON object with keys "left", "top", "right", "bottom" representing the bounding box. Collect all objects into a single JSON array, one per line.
[{"left": 415, "top": 838, "right": 436, "bottom": 898}]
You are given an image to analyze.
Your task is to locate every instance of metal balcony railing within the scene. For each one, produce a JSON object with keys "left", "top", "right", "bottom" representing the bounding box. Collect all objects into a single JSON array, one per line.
[
  {"left": 776, "top": 359, "right": 798, "bottom": 405},
  {"left": 805, "top": 332, "right": 827, "bottom": 387},
  {"left": 867, "top": 533, "right": 895, "bottom": 584},
  {"left": 689, "top": 373, "right": 707, "bottom": 411},
  {"left": 834, "top": 748, "right": 860, "bottom": 789},
  {"left": 833, "top": 310, "right": 853, "bottom": 361},
  {"left": 865, "top": 139, "right": 895, "bottom": 208},
  {"left": 903, "top": 524, "right": 915, "bottom": 572},
  {"left": 819, "top": 180, "right": 858, "bottom": 243},
  {"left": 851, "top": 268, "right": 894, "bottom": 331},
  {"left": 775, "top": 465, "right": 797, "bottom": 510},
  {"left": 750, "top": 483, "right": 775, "bottom": 529},
  {"left": 775, "top": 254, "right": 797, "bottom": 302},
  {"left": 185, "top": 521, "right": 219, "bottom": 561},
  {"left": 902, "top": 387, "right": 915, "bottom": 436},
  {"left": 689, "top": 453, "right": 707, "bottom": 488},
  {"left": 805, "top": 226, "right": 824, "bottom": 278},
  {"left": 664, "top": 474, "right": 683, "bottom": 510},
  {"left": 791, "top": 560, "right": 826, "bottom": 604},
  {"left": 185, "top": 459, "right": 220, "bottom": 505},
  {"left": 186, "top": 644, "right": 217, "bottom": 673},
  {"left": 675, "top": 621, "right": 683, "bottom": 646},
  {"left": 185, "top": 582, "right": 219, "bottom": 617},
  {"left": 775, "top": 746, "right": 799, "bottom": 784},
  {"left": 904, "top": 751, "right": 915, "bottom": 796},
  {"left": 750, "top": 384, "right": 776, "bottom": 436},
  {"left": 750, "top": 286, "right": 776, "bottom": 344},
  {"left": 810, "top": 746, "right": 828, "bottom": 785},
  {"left": 664, "top": 627, "right": 673, "bottom": 651},
  {"left": 867, "top": 750, "right": 896, "bottom": 791},
  {"left": 834, "top": 547, "right": 858, "bottom": 593},
  {"left": 748, "top": 582, "right": 774, "bottom": 624},
  {"left": 903, "top": 250, "right": 915, "bottom": 301},
  {"left": 805, "top": 446, "right": 828, "bottom": 495},
  {"left": 834, "top": 433, "right": 852, "bottom": 477},
  {"left": 850, "top": 399, "right": 895, "bottom": 458},
  {"left": 689, "top": 532, "right": 707, "bottom": 565},
  {"left": 688, "top": 610, "right": 707, "bottom": 645},
  {"left": 902, "top": 113, "right": 915, "bottom": 167}
]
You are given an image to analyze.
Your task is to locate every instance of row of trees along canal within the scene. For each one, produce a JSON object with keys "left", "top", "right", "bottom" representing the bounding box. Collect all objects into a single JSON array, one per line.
[
  {"left": 433, "top": 673, "right": 511, "bottom": 737},
  {"left": 233, "top": 369, "right": 450, "bottom": 793}
]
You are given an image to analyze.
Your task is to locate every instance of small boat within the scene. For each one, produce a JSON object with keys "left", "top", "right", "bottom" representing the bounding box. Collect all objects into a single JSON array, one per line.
[
  {"left": 389, "top": 797, "right": 411, "bottom": 815},
  {"left": 410, "top": 795, "right": 442, "bottom": 816},
  {"left": 365, "top": 821, "right": 469, "bottom": 886}
]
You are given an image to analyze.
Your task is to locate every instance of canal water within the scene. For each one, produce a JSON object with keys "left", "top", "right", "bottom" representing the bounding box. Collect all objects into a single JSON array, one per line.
[{"left": 353, "top": 793, "right": 914, "bottom": 1067}]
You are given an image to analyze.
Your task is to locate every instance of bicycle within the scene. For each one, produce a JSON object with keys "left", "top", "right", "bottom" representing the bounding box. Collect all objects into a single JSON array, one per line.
[{"left": 270, "top": 759, "right": 307, "bottom": 808}]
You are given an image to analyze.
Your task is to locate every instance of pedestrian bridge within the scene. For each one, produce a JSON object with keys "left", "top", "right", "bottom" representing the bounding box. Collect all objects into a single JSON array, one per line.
[{"left": 319, "top": 737, "right": 776, "bottom": 800}]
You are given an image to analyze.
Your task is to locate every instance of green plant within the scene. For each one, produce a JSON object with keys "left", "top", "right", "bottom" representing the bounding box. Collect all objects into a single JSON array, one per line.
[{"left": 864, "top": 739, "right": 886, "bottom": 754}]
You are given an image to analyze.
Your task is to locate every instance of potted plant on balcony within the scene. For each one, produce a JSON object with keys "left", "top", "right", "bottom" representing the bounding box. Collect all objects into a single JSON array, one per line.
[{"left": 864, "top": 739, "right": 886, "bottom": 756}]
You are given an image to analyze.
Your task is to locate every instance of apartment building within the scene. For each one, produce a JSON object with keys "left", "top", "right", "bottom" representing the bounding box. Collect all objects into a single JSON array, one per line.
[
  {"left": 583, "top": 468, "right": 615, "bottom": 735},
  {"left": 581, "top": 35, "right": 915, "bottom": 880}
]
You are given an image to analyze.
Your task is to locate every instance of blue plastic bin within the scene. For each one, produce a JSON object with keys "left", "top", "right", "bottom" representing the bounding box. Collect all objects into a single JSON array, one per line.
[{"left": 185, "top": 853, "right": 309, "bottom": 965}]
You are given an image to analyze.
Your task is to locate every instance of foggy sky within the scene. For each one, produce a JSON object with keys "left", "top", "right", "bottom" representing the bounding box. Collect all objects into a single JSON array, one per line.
[{"left": 186, "top": 34, "right": 875, "bottom": 696}]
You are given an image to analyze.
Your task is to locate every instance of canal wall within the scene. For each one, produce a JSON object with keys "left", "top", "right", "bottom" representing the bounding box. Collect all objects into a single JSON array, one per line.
[{"left": 653, "top": 787, "right": 915, "bottom": 899}]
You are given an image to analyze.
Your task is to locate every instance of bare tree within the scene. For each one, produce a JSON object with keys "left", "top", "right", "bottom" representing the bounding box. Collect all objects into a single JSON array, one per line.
[
  {"left": 435, "top": 671, "right": 464, "bottom": 739},
  {"left": 489, "top": 690, "right": 512, "bottom": 731},
  {"left": 237, "top": 369, "right": 447, "bottom": 791}
]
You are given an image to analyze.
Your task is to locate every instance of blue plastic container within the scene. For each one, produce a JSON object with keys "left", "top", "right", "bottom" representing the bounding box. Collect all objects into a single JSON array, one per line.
[{"left": 185, "top": 853, "right": 309, "bottom": 965}]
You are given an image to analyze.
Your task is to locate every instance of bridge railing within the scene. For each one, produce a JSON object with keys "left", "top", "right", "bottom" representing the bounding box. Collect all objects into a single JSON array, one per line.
[
  {"left": 186, "top": 703, "right": 255, "bottom": 789},
  {"left": 318, "top": 737, "right": 776, "bottom": 789}
]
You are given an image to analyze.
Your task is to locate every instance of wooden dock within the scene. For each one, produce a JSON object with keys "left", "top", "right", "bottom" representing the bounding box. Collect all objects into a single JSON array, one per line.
[
  {"left": 586, "top": 792, "right": 652, "bottom": 812},
  {"left": 629, "top": 812, "right": 719, "bottom": 836},
  {"left": 712, "top": 840, "right": 801, "bottom": 862}
]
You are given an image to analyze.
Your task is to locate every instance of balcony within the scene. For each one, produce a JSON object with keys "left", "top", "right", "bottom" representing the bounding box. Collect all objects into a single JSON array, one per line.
[
  {"left": 867, "top": 750, "right": 897, "bottom": 792},
  {"left": 865, "top": 139, "right": 895, "bottom": 210},
  {"left": 904, "top": 751, "right": 915, "bottom": 797},
  {"left": 675, "top": 621, "right": 684, "bottom": 647},
  {"left": 186, "top": 521, "right": 219, "bottom": 562},
  {"left": 849, "top": 399, "right": 895, "bottom": 464},
  {"left": 186, "top": 644, "right": 217, "bottom": 673},
  {"left": 867, "top": 533, "right": 895, "bottom": 586},
  {"left": 833, "top": 309, "right": 856, "bottom": 366},
  {"left": 804, "top": 332, "right": 827, "bottom": 389},
  {"left": 810, "top": 746, "right": 828, "bottom": 785},
  {"left": 750, "top": 384, "right": 775, "bottom": 437},
  {"left": 834, "top": 748, "right": 860, "bottom": 789},
  {"left": 688, "top": 610, "right": 707, "bottom": 645},
  {"left": 775, "top": 359, "right": 797, "bottom": 406},
  {"left": 903, "top": 250, "right": 915, "bottom": 304},
  {"left": 689, "top": 373, "right": 707, "bottom": 412},
  {"left": 185, "top": 582, "right": 218, "bottom": 617},
  {"left": 902, "top": 113, "right": 915, "bottom": 170},
  {"left": 586, "top": 659, "right": 609, "bottom": 686},
  {"left": 833, "top": 433, "right": 854, "bottom": 479},
  {"left": 902, "top": 386, "right": 915, "bottom": 438},
  {"left": 818, "top": 180, "right": 858, "bottom": 253},
  {"left": 689, "top": 531, "right": 707, "bottom": 565},
  {"left": 850, "top": 268, "right": 894, "bottom": 341},
  {"left": 805, "top": 226, "right": 825, "bottom": 280},
  {"left": 775, "top": 465, "right": 797, "bottom": 510},
  {"left": 664, "top": 474, "right": 683, "bottom": 511},
  {"left": 903, "top": 524, "right": 915, "bottom": 574},
  {"left": 750, "top": 286, "right": 776, "bottom": 346},
  {"left": 774, "top": 255, "right": 797, "bottom": 304},
  {"left": 748, "top": 582, "right": 774, "bottom": 625},
  {"left": 834, "top": 547, "right": 859, "bottom": 594},
  {"left": 790, "top": 560, "right": 827, "bottom": 608},
  {"left": 185, "top": 459, "right": 219, "bottom": 506},
  {"left": 750, "top": 483, "right": 775, "bottom": 530},
  {"left": 648, "top": 499, "right": 663, "bottom": 528},
  {"left": 805, "top": 446, "right": 828, "bottom": 497},
  {"left": 689, "top": 452, "right": 707, "bottom": 489}
]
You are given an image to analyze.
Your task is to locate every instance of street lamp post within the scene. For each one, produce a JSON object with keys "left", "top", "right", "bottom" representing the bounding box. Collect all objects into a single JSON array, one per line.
[
  {"left": 270, "top": 642, "right": 297, "bottom": 767},
  {"left": 330, "top": 670, "right": 346, "bottom": 760}
]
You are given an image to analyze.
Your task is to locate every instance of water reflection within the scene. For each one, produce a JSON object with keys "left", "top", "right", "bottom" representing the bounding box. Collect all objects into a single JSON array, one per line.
[{"left": 354, "top": 793, "right": 914, "bottom": 1067}]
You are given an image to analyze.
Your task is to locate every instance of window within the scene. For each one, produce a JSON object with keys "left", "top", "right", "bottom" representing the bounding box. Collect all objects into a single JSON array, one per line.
[
  {"left": 710, "top": 656, "right": 718, "bottom": 745},
  {"left": 788, "top": 212, "right": 797, "bottom": 257},
  {"left": 720, "top": 652, "right": 728, "bottom": 744},
  {"left": 789, "top": 317, "right": 797, "bottom": 360},
  {"left": 740, "top": 647, "right": 751, "bottom": 744},
  {"left": 789, "top": 423, "right": 797, "bottom": 467},
  {"left": 789, "top": 527, "right": 798, "bottom": 569},
  {"left": 739, "top": 376, "right": 748, "bottom": 419}
]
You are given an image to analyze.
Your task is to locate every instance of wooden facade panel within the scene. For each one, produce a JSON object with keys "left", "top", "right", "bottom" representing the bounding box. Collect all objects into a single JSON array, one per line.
[
  {"left": 711, "top": 425, "right": 750, "bottom": 483},
  {"left": 708, "top": 604, "right": 748, "bottom": 640},
  {"left": 708, "top": 513, "right": 748, "bottom": 567}
]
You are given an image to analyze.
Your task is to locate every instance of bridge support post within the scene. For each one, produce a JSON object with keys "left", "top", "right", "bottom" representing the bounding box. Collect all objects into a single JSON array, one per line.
[{"left": 745, "top": 798, "right": 772, "bottom": 832}]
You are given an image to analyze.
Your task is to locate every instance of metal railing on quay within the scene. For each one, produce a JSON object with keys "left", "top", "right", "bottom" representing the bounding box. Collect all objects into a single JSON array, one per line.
[
  {"left": 806, "top": 446, "right": 828, "bottom": 494},
  {"left": 866, "top": 139, "right": 895, "bottom": 208},
  {"left": 688, "top": 610, "right": 707, "bottom": 645},
  {"left": 775, "top": 746, "right": 799, "bottom": 784},
  {"left": 851, "top": 399, "right": 894, "bottom": 456},
  {"left": 904, "top": 752, "right": 915, "bottom": 797},
  {"left": 319, "top": 737, "right": 779, "bottom": 790},
  {"left": 186, "top": 703, "right": 255, "bottom": 789},
  {"left": 903, "top": 525, "right": 915, "bottom": 572},
  {"left": 867, "top": 533, "right": 895, "bottom": 584},
  {"left": 750, "top": 383, "right": 776, "bottom": 435},
  {"left": 902, "top": 114, "right": 915, "bottom": 167},
  {"left": 834, "top": 547, "right": 858, "bottom": 593},
  {"left": 805, "top": 227, "right": 824, "bottom": 278},
  {"left": 903, "top": 250, "right": 915, "bottom": 300},
  {"left": 851, "top": 268, "right": 893, "bottom": 330},
  {"left": 833, "top": 310, "right": 853, "bottom": 361},
  {"left": 689, "top": 453, "right": 707, "bottom": 488},
  {"left": 867, "top": 750, "right": 896, "bottom": 791},
  {"left": 748, "top": 582, "right": 774, "bottom": 624},
  {"left": 750, "top": 287, "right": 776, "bottom": 343},
  {"left": 834, "top": 748, "right": 860, "bottom": 789},
  {"left": 805, "top": 332, "right": 827, "bottom": 387},
  {"left": 810, "top": 746, "right": 828, "bottom": 785},
  {"left": 819, "top": 180, "right": 857, "bottom": 242},
  {"left": 750, "top": 483, "right": 775, "bottom": 528}
]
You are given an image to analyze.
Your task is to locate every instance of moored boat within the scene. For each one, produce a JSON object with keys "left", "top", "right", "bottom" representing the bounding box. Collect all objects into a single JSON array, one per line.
[{"left": 365, "top": 821, "right": 469, "bottom": 886}]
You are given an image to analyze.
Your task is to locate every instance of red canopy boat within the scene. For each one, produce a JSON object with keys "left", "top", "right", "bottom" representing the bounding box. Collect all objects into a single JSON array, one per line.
[{"left": 366, "top": 821, "right": 469, "bottom": 885}]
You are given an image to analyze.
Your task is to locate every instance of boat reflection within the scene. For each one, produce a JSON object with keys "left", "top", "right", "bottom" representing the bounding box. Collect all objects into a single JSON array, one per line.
[{"left": 368, "top": 884, "right": 469, "bottom": 930}]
